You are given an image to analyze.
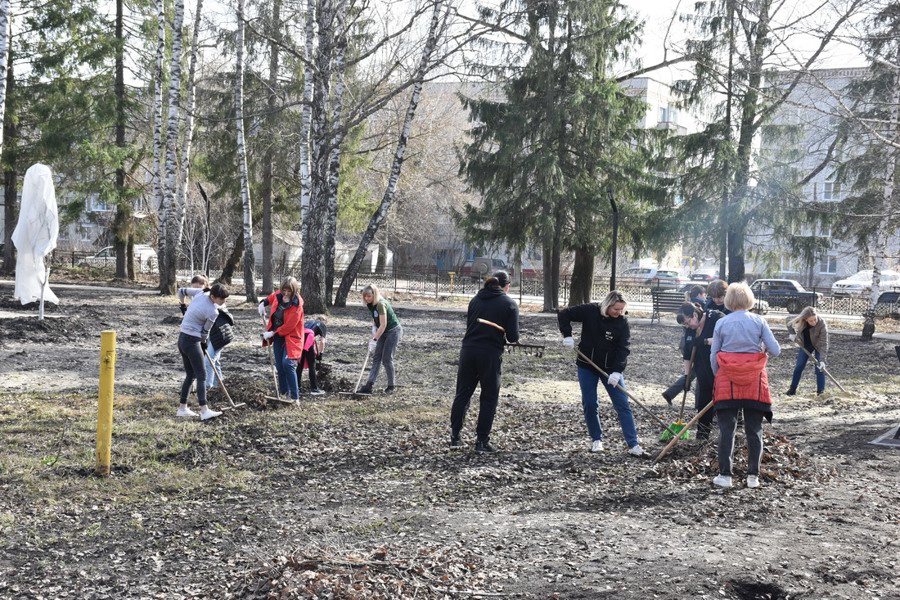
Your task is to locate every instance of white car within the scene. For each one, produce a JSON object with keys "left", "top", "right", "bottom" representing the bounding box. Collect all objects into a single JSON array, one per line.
[
  {"left": 80, "top": 245, "right": 158, "bottom": 273},
  {"left": 831, "top": 269, "right": 900, "bottom": 297}
]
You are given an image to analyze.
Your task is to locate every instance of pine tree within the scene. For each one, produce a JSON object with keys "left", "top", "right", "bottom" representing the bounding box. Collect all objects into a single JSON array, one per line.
[{"left": 458, "top": 0, "right": 661, "bottom": 310}]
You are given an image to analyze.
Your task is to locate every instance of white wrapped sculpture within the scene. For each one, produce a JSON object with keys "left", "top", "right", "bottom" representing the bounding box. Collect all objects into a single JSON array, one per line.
[{"left": 12, "top": 163, "right": 59, "bottom": 318}]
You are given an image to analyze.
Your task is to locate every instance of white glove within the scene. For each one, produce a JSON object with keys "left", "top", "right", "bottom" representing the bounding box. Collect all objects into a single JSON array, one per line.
[
  {"left": 562, "top": 336, "right": 575, "bottom": 349},
  {"left": 372, "top": 324, "right": 378, "bottom": 336},
  {"left": 368, "top": 339, "right": 378, "bottom": 353},
  {"left": 816, "top": 361, "right": 826, "bottom": 370},
  {"left": 788, "top": 333, "right": 796, "bottom": 342},
  {"left": 258, "top": 302, "right": 267, "bottom": 317},
  {"left": 607, "top": 372, "right": 623, "bottom": 388},
  {"left": 262, "top": 331, "right": 275, "bottom": 340}
]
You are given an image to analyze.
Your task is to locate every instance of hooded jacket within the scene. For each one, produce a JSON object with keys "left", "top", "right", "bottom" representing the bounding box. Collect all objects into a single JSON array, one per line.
[
  {"left": 461, "top": 287, "right": 520, "bottom": 353},
  {"left": 263, "top": 292, "right": 305, "bottom": 359},
  {"left": 558, "top": 303, "right": 630, "bottom": 374},
  {"left": 785, "top": 316, "right": 828, "bottom": 362}
]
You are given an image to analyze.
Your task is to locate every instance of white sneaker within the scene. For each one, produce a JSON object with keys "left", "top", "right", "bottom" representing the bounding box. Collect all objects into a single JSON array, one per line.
[
  {"left": 627, "top": 444, "right": 645, "bottom": 457},
  {"left": 176, "top": 406, "right": 198, "bottom": 418},
  {"left": 199, "top": 407, "right": 222, "bottom": 421},
  {"left": 309, "top": 388, "right": 325, "bottom": 396},
  {"left": 713, "top": 474, "right": 733, "bottom": 488},
  {"left": 591, "top": 440, "right": 604, "bottom": 453},
  {"left": 747, "top": 475, "right": 760, "bottom": 489}
]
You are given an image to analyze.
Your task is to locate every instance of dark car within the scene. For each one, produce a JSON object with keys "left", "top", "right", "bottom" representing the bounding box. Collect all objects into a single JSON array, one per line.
[
  {"left": 874, "top": 291, "right": 900, "bottom": 318},
  {"left": 689, "top": 268, "right": 719, "bottom": 282},
  {"left": 749, "top": 278, "right": 822, "bottom": 313},
  {"left": 458, "top": 257, "right": 513, "bottom": 282}
]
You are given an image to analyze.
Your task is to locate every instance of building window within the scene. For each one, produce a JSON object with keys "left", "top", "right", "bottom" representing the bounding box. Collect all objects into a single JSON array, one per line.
[
  {"left": 780, "top": 255, "right": 799, "bottom": 273},
  {"left": 821, "top": 174, "right": 842, "bottom": 202},
  {"left": 658, "top": 106, "right": 678, "bottom": 125},
  {"left": 88, "top": 194, "right": 112, "bottom": 212},
  {"left": 818, "top": 254, "right": 837, "bottom": 274}
]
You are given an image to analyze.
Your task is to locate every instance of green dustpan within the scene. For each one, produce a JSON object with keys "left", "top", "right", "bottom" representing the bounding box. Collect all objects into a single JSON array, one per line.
[{"left": 659, "top": 422, "right": 692, "bottom": 442}]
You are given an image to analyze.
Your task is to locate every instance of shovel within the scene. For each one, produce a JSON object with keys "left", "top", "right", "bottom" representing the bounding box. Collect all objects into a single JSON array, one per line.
[
  {"left": 795, "top": 343, "right": 847, "bottom": 394},
  {"left": 661, "top": 347, "right": 695, "bottom": 442},
  {"left": 339, "top": 349, "right": 372, "bottom": 396},
  {"left": 203, "top": 349, "right": 246, "bottom": 410},
  {"left": 655, "top": 401, "right": 715, "bottom": 462},
  {"left": 574, "top": 348, "right": 684, "bottom": 441}
]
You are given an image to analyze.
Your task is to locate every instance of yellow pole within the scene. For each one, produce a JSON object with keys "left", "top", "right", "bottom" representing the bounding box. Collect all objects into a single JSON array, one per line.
[
  {"left": 95, "top": 330, "right": 116, "bottom": 476},
  {"left": 449, "top": 272, "right": 455, "bottom": 295}
]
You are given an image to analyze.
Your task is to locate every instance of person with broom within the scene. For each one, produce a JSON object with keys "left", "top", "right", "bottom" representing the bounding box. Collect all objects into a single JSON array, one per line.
[
  {"left": 259, "top": 277, "right": 305, "bottom": 402},
  {"left": 558, "top": 290, "right": 644, "bottom": 456},
  {"left": 675, "top": 302, "right": 725, "bottom": 441},
  {"left": 175, "top": 282, "right": 230, "bottom": 420},
  {"left": 449, "top": 271, "right": 519, "bottom": 453},
  {"left": 785, "top": 306, "right": 828, "bottom": 396},
  {"left": 358, "top": 284, "right": 402, "bottom": 395},
  {"left": 710, "top": 282, "right": 781, "bottom": 489}
]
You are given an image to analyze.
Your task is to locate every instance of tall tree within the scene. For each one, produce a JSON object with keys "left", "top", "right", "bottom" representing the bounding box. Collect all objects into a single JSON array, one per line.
[
  {"left": 152, "top": 0, "right": 167, "bottom": 287},
  {"left": 235, "top": 0, "right": 256, "bottom": 302},
  {"left": 675, "top": 0, "right": 865, "bottom": 282},
  {"left": 160, "top": 0, "right": 185, "bottom": 294},
  {"left": 260, "top": 0, "right": 281, "bottom": 294},
  {"left": 457, "top": 0, "right": 664, "bottom": 310}
]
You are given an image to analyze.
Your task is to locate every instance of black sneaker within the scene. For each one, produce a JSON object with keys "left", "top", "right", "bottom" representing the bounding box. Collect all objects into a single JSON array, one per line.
[
  {"left": 357, "top": 382, "right": 374, "bottom": 395},
  {"left": 785, "top": 388, "right": 796, "bottom": 396},
  {"left": 661, "top": 392, "right": 674, "bottom": 407},
  {"left": 384, "top": 386, "right": 396, "bottom": 395},
  {"left": 475, "top": 440, "right": 496, "bottom": 453},
  {"left": 449, "top": 435, "right": 463, "bottom": 450}
]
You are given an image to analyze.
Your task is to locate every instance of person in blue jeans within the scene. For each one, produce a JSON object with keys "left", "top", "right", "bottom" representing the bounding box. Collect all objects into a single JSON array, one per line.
[
  {"left": 786, "top": 306, "right": 828, "bottom": 396},
  {"left": 558, "top": 291, "right": 644, "bottom": 456}
]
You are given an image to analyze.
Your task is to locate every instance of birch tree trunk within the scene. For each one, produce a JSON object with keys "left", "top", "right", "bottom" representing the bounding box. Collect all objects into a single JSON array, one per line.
[
  {"left": 323, "top": 1, "right": 348, "bottom": 305},
  {"left": 174, "top": 0, "right": 204, "bottom": 256},
  {"left": 235, "top": 0, "right": 257, "bottom": 302},
  {"left": 261, "top": 0, "right": 282, "bottom": 294},
  {"left": 153, "top": 0, "right": 167, "bottom": 290},
  {"left": 297, "top": 0, "right": 315, "bottom": 259},
  {"left": 161, "top": 0, "right": 185, "bottom": 294},
  {"left": 333, "top": 0, "right": 445, "bottom": 307},
  {"left": 301, "top": 0, "right": 335, "bottom": 315},
  {"left": 0, "top": 24, "right": 14, "bottom": 276},
  {"left": 0, "top": 0, "right": 10, "bottom": 152}
]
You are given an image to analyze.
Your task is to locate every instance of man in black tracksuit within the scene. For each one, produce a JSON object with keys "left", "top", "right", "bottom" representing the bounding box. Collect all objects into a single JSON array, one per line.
[{"left": 449, "top": 271, "right": 520, "bottom": 453}]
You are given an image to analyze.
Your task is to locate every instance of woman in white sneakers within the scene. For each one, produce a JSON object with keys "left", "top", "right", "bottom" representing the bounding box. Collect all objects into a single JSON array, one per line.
[{"left": 176, "top": 282, "right": 229, "bottom": 420}]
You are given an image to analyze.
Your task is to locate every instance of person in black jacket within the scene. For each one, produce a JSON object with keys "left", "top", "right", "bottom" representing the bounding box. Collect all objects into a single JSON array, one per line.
[
  {"left": 676, "top": 302, "right": 725, "bottom": 441},
  {"left": 449, "top": 271, "right": 520, "bottom": 453},
  {"left": 558, "top": 290, "right": 644, "bottom": 456}
]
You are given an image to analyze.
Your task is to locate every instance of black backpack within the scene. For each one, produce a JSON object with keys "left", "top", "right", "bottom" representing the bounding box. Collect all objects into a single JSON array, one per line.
[{"left": 209, "top": 309, "right": 235, "bottom": 350}]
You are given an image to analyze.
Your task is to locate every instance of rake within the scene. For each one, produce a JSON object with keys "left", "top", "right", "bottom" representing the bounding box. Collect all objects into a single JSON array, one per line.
[
  {"left": 339, "top": 348, "right": 372, "bottom": 396},
  {"left": 795, "top": 342, "right": 847, "bottom": 394},
  {"left": 203, "top": 349, "right": 246, "bottom": 410},
  {"left": 260, "top": 314, "right": 293, "bottom": 405},
  {"left": 660, "top": 347, "right": 695, "bottom": 442},
  {"left": 476, "top": 318, "right": 546, "bottom": 358}
]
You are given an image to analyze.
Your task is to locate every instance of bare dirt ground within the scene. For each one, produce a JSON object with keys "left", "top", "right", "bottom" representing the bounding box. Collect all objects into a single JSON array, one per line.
[{"left": 0, "top": 283, "right": 898, "bottom": 599}]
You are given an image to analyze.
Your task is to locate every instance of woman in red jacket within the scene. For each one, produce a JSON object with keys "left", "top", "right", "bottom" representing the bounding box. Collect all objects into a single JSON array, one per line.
[{"left": 258, "top": 277, "right": 305, "bottom": 401}]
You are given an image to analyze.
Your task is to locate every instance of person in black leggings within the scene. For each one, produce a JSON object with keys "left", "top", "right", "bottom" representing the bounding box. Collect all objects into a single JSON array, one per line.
[
  {"left": 449, "top": 271, "right": 519, "bottom": 453},
  {"left": 176, "top": 282, "right": 230, "bottom": 420}
]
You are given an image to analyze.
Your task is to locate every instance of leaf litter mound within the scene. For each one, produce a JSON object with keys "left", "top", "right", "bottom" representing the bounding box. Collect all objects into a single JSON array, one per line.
[
  {"left": 649, "top": 433, "right": 836, "bottom": 484},
  {"left": 0, "top": 314, "right": 90, "bottom": 343},
  {"left": 211, "top": 362, "right": 352, "bottom": 409}
]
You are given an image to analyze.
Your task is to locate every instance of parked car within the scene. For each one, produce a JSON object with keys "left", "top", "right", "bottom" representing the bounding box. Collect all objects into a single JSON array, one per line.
[
  {"left": 749, "top": 278, "right": 822, "bottom": 313},
  {"left": 831, "top": 269, "right": 900, "bottom": 297},
  {"left": 458, "top": 257, "right": 513, "bottom": 282},
  {"left": 616, "top": 267, "right": 657, "bottom": 287},
  {"left": 689, "top": 268, "right": 719, "bottom": 282},
  {"left": 80, "top": 244, "right": 158, "bottom": 273},
  {"left": 874, "top": 291, "right": 900, "bottom": 318},
  {"left": 648, "top": 270, "right": 689, "bottom": 290}
]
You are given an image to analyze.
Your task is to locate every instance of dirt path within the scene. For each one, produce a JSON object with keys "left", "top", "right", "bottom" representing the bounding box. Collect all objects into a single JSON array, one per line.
[{"left": 0, "top": 287, "right": 898, "bottom": 599}]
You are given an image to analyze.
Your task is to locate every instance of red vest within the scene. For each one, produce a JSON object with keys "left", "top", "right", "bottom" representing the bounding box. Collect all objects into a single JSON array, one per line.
[{"left": 713, "top": 352, "right": 772, "bottom": 405}]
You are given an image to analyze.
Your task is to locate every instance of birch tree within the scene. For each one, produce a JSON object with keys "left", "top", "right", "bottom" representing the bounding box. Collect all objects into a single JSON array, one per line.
[
  {"left": 160, "top": 0, "right": 185, "bottom": 294},
  {"left": 0, "top": 0, "right": 9, "bottom": 152},
  {"left": 235, "top": 0, "right": 257, "bottom": 302},
  {"left": 334, "top": 0, "right": 446, "bottom": 307},
  {"left": 175, "top": 0, "right": 204, "bottom": 256},
  {"left": 151, "top": 0, "right": 166, "bottom": 285},
  {"left": 297, "top": 0, "right": 315, "bottom": 257}
]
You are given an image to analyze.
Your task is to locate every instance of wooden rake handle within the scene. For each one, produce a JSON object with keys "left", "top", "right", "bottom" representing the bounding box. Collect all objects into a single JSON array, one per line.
[
  {"left": 678, "top": 346, "right": 697, "bottom": 423},
  {"left": 203, "top": 349, "right": 240, "bottom": 408},
  {"left": 574, "top": 348, "right": 683, "bottom": 440},
  {"left": 261, "top": 314, "right": 283, "bottom": 401},
  {"left": 654, "top": 400, "right": 715, "bottom": 462},
  {"left": 795, "top": 342, "right": 846, "bottom": 393}
]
